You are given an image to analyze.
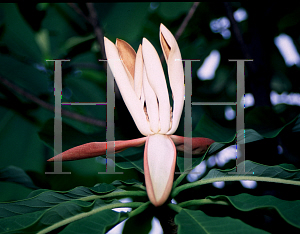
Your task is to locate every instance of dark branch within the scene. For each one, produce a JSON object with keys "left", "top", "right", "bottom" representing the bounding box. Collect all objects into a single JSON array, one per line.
[
  {"left": 175, "top": 2, "right": 200, "bottom": 40},
  {"left": 68, "top": 3, "right": 107, "bottom": 61},
  {"left": 86, "top": 3, "right": 107, "bottom": 61},
  {"left": 223, "top": 2, "right": 256, "bottom": 73},
  {"left": 67, "top": 3, "right": 90, "bottom": 23},
  {"left": 0, "top": 76, "right": 106, "bottom": 127}
]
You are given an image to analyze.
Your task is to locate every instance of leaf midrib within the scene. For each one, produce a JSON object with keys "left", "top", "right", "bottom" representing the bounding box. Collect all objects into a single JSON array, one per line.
[
  {"left": 185, "top": 210, "right": 210, "bottom": 234},
  {"left": 173, "top": 175, "right": 300, "bottom": 197}
]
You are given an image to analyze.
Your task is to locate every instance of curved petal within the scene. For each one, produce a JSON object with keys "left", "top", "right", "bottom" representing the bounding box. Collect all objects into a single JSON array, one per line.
[
  {"left": 144, "top": 134, "right": 176, "bottom": 206},
  {"left": 143, "top": 65, "right": 159, "bottom": 133},
  {"left": 104, "top": 37, "right": 152, "bottom": 136},
  {"left": 116, "top": 39, "right": 135, "bottom": 89},
  {"left": 134, "top": 44, "right": 144, "bottom": 101},
  {"left": 160, "top": 24, "right": 185, "bottom": 135},
  {"left": 142, "top": 38, "right": 171, "bottom": 134},
  {"left": 170, "top": 135, "right": 215, "bottom": 155},
  {"left": 47, "top": 137, "right": 147, "bottom": 161}
]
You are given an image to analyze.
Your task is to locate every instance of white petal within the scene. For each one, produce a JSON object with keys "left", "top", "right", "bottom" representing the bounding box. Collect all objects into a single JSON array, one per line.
[
  {"left": 134, "top": 44, "right": 143, "bottom": 101},
  {"left": 144, "top": 134, "right": 176, "bottom": 206},
  {"left": 142, "top": 38, "right": 171, "bottom": 134},
  {"left": 115, "top": 39, "right": 135, "bottom": 89},
  {"left": 104, "top": 37, "right": 152, "bottom": 136},
  {"left": 160, "top": 24, "right": 185, "bottom": 135},
  {"left": 140, "top": 85, "right": 145, "bottom": 106},
  {"left": 143, "top": 66, "right": 159, "bottom": 133}
]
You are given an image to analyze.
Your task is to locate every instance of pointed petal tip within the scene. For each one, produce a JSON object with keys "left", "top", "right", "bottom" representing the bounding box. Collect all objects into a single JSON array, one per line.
[
  {"left": 160, "top": 23, "right": 166, "bottom": 31},
  {"left": 159, "top": 23, "right": 171, "bottom": 37},
  {"left": 104, "top": 36, "right": 152, "bottom": 136},
  {"left": 103, "top": 36, "right": 110, "bottom": 43},
  {"left": 142, "top": 37, "right": 148, "bottom": 45},
  {"left": 103, "top": 37, "right": 114, "bottom": 49},
  {"left": 142, "top": 36, "right": 171, "bottom": 134}
]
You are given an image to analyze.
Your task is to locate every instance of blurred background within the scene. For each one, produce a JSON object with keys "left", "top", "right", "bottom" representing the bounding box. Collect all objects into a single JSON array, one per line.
[{"left": 0, "top": 3, "right": 300, "bottom": 233}]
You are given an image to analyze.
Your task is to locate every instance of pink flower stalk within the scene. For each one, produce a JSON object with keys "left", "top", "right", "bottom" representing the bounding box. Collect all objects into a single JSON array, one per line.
[{"left": 48, "top": 24, "right": 214, "bottom": 206}]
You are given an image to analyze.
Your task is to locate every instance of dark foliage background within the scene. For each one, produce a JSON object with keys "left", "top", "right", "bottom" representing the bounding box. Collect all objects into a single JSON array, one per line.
[{"left": 0, "top": 3, "right": 299, "bottom": 233}]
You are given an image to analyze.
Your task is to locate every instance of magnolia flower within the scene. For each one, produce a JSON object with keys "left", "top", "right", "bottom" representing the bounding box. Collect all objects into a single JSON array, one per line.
[{"left": 48, "top": 24, "right": 214, "bottom": 206}]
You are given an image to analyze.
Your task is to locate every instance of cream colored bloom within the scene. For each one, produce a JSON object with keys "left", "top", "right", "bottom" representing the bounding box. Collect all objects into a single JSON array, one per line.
[
  {"left": 104, "top": 24, "right": 184, "bottom": 206},
  {"left": 48, "top": 24, "right": 214, "bottom": 207}
]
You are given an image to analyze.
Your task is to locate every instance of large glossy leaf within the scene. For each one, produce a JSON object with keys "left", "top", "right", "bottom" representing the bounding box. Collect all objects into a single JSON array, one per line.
[
  {"left": 0, "top": 107, "right": 51, "bottom": 202},
  {"left": 175, "top": 209, "right": 268, "bottom": 234},
  {"left": 177, "top": 113, "right": 300, "bottom": 173},
  {"left": 173, "top": 161, "right": 300, "bottom": 197},
  {"left": 0, "top": 199, "right": 124, "bottom": 233},
  {"left": 59, "top": 209, "right": 121, "bottom": 234},
  {"left": 0, "top": 180, "right": 145, "bottom": 218},
  {"left": 207, "top": 193, "right": 300, "bottom": 228},
  {"left": 0, "top": 210, "right": 45, "bottom": 233},
  {"left": 0, "top": 184, "right": 115, "bottom": 218}
]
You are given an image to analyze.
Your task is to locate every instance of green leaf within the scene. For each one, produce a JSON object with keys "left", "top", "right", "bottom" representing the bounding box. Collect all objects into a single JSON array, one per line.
[
  {"left": 193, "top": 114, "right": 236, "bottom": 142},
  {"left": 175, "top": 209, "right": 269, "bottom": 234},
  {"left": 245, "top": 106, "right": 292, "bottom": 138},
  {"left": 0, "top": 199, "right": 126, "bottom": 233},
  {"left": 0, "top": 166, "right": 39, "bottom": 190},
  {"left": 158, "top": 2, "right": 194, "bottom": 20},
  {"left": 0, "top": 176, "right": 147, "bottom": 233},
  {"left": 278, "top": 163, "right": 299, "bottom": 171},
  {"left": 0, "top": 108, "right": 50, "bottom": 201},
  {"left": 0, "top": 178, "right": 147, "bottom": 221},
  {"left": 208, "top": 193, "right": 300, "bottom": 228},
  {"left": 62, "top": 34, "right": 95, "bottom": 52},
  {"left": 177, "top": 113, "right": 300, "bottom": 173},
  {"left": 0, "top": 4, "right": 42, "bottom": 62},
  {"left": 0, "top": 183, "right": 116, "bottom": 218},
  {"left": 114, "top": 147, "right": 144, "bottom": 174},
  {"left": 0, "top": 210, "right": 45, "bottom": 233},
  {"left": 0, "top": 179, "right": 147, "bottom": 233},
  {"left": 97, "top": 3, "right": 150, "bottom": 42},
  {"left": 111, "top": 179, "right": 144, "bottom": 189},
  {"left": 41, "top": 3, "right": 87, "bottom": 58},
  {"left": 173, "top": 161, "right": 300, "bottom": 197},
  {"left": 58, "top": 209, "right": 121, "bottom": 234},
  {"left": 0, "top": 199, "right": 145, "bottom": 233},
  {"left": 111, "top": 179, "right": 143, "bottom": 186}
]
